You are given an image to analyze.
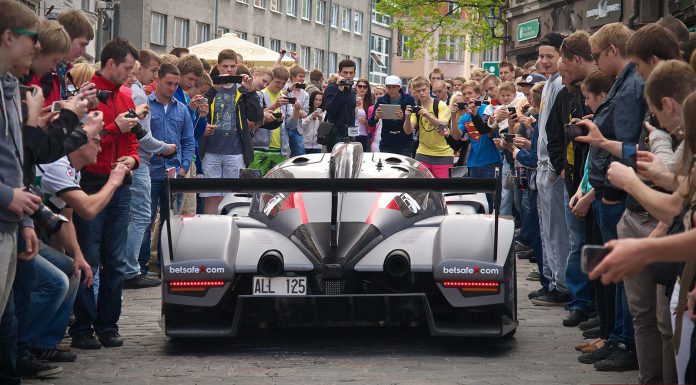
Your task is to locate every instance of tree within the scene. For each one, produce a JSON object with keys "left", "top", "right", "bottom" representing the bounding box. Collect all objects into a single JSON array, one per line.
[{"left": 374, "top": 0, "right": 506, "bottom": 59}]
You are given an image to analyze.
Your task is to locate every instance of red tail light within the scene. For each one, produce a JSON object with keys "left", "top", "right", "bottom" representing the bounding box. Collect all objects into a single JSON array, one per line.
[
  {"left": 169, "top": 280, "right": 225, "bottom": 293},
  {"left": 442, "top": 281, "right": 500, "bottom": 292}
]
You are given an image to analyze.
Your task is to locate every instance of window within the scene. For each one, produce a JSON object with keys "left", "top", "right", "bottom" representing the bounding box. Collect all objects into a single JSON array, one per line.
[
  {"left": 301, "top": 0, "right": 312, "bottom": 20},
  {"left": 354, "top": 11, "right": 363, "bottom": 35},
  {"left": 237, "top": 0, "right": 248, "bottom": 3},
  {"left": 447, "top": 2, "right": 460, "bottom": 14},
  {"left": 81, "top": 0, "right": 90, "bottom": 10},
  {"left": 341, "top": 8, "right": 351, "bottom": 31},
  {"left": 313, "top": 48, "right": 325, "bottom": 72},
  {"left": 254, "top": 0, "right": 266, "bottom": 8},
  {"left": 197, "top": 22, "right": 210, "bottom": 44},
  {"left": 270, "top": 0, "right": 282, "bottom": 12},
  {"left": 217, "top": 26, "right": 230, "bottom": 37},
  {"left": 301, "top": 46, "right": 311, "bottom": 69},
  {"left": 150, "top": 12, "right": 166, "bottom": 46},
  {"left": 369, "top": 34, "right": 390, "bottom": 85},
  {"left": 286, "top": 0, "right": 296, "bottom": 16},
  {"left": 438, "top": 35, "right": 464, "bottom": 62},
  {"left": 354, "top": 57, "right": 362, "bottom": 78},
  {"left": 270, "top": 39, "right": 281, "bottom": 52},
  {"left": 330, "top": 4, "right": 338, "bottom": 27},
  {"left": 253, "top": 35, "right": 265, "bottom": 47},
  {"left": 315, "top": 0, "right": 326, "bottom": 24},
  {"left": 400, "top": 33, "right": 414, "bottom": 60},
  {"left": 174, "top": 18, "right": 189, "bottom": 48},
  {"left": 286, "top": 42, "right": 297, "bottom": 52},
  {"left": 328, "top": 52, "right": 337, "bottom": 74},
  {"left": 236, "top": 31, "right": 248, "bottom": 40},
  {"left": 371, "top": 0, "right": 391, "bottom": 26}
]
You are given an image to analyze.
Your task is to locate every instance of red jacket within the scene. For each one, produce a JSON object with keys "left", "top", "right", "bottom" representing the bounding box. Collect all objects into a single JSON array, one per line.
[{"left": 83, "top": 73, "right": 139, "bottom": 176}]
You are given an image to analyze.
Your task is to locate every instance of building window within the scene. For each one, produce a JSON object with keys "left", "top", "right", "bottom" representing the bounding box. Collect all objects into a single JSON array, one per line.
[
  {"left": 301, "top": 0, "right": 312, "bottom": 20},
  {"left": 286, "top": 42, "right": 297, "bottom": 52},
  {"left": 217, "top": 26, "right": 230, "bottom": 37},
  {"left": 270, "top": 0, "right": 282, "bottom": 12},
  {"left": 174, "top": 18, "right": 189, "bottom": 48},
  {"left": 401, "top": 34, "right": 414, "bottom": 61},
  {"left": 313, "top": 48, "right": 325, "bottom": 72},
  {"left": 254, "top": 0, "right": 266, "bottom": 8},
  {"left": 253, "top": 35, "right": 265, "bottom": 47},
  {"left": 330, "top": 4, "right": 338, "bottom": 28},
  {"left": 197, "top": 22, "right": 210, "bottom": 44},
  {"left": 341, "top": 8, "right": 351, "bottom": 31},
  {"left": 447, "top": 2, "right": 459, "bottom": 14},
  {"left": 315, "top": 0, "right": 326, "bottom": 24},
  {"left": 270, "top": 39, "right": 281, "bottom": 52},
  {"left": 438, "top": 35, "right": 463, "bottom": 62},
  {"left": 236, "top": 31, "right": 248, "bottom": 40},
  {"left": 286, "top": 0, "right": 296, "bottom": 16},
  {"left": 328, "top": 52, "right": 337, "bottom": 74},
  {"left": 354, "top": 57, "right": 362, "bottom": 78},
  {"left": 369, "top": 34, "right": 390, "bottom": 85},
  {"left": 237, "top": 0, "right": 248, "bottom": 3},
  {"left": 354, "top": 11, "right": 363, "bottom": 35},
  {"left": 150, "top": 12, "right": 166, "bottom": 46},
  {"left": 81, "top": 0, "right": 90, "bottom": 10},
  {"left": 301, "top": 46, "right": 311, "bottom": 70},
  {"left": 371, "top": 0, "right": 391, "bottom": 26}
]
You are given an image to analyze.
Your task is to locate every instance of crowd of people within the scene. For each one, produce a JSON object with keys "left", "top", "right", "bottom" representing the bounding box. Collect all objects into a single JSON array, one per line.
[{"left": 2, "top": 0, "right": 696, "bottom": 383}]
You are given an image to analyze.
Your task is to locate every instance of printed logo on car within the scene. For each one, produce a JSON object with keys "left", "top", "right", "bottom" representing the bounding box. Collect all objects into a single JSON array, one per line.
[
  {"left": 442, "top": 265, "right": 499, "bottom": 275},
  {"left": 168, "top": 265, "right": 225, "bottom": 274}
]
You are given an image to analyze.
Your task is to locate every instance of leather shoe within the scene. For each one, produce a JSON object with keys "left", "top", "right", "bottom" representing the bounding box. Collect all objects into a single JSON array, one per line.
[
  {"left": 98, "top": 331, "right": 123, "bottom": 347},
  {"left": 70, "top": 333, "right": 101, "bottom": 350},
  {"left": 563, "top": 310, "right": 589, "bottom": 327}
]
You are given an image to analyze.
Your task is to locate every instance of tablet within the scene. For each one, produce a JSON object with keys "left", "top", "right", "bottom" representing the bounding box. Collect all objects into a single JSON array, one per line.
[{"left": 380, "top": 104, "right": 402, "bottom": 120}]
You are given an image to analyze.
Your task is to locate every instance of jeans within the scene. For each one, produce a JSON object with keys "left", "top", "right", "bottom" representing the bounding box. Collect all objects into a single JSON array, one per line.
[
  {"left": 71, "top": 185, "right": 131, "bottom": 336},
  {"left": 592, "top": 198, "right": 634, "bottom": 348},
  {"left": 500, "top": 161, "right": 513, "bottom": 216},
  {"left": 516, "top": 186, "right": 533, "bottom": 247},
  {"left": 468, "top": 163, "right": 500, "bottom": 212},
  {"left": 536, "top": 166, "right": 570, "bottom": 293},
  {"left": 140, "top": 178, "right": 169, "bottom": 275},
  {"left": 288, "top": 128, "right": 305, "bottom": 157},
  {"left": 528, "top": 189, "right": 549, "bottom": 291},
  {"left": 124, "top": 163, "right": 152, "bottom": 280},
  {"left": 0, "top": 291, "right": 19, "bottom": 385},
  {"left": 16, "top": 245, "right": 77, "bottom": 351},
  {"left": 563, "top": 189, "right": 593, "bottom": 313}
]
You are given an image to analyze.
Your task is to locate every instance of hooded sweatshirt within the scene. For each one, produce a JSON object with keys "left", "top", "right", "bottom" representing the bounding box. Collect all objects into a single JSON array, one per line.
[{"left": 0, "top": 73, "right": 32, "bottom": 232}]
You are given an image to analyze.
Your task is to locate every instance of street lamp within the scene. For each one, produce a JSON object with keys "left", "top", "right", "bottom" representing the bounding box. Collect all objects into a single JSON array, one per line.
[{"left": 485, "top": 5, "right": 508, "bottom": 58}]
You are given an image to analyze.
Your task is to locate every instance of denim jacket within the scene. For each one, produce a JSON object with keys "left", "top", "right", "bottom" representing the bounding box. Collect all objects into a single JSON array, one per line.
[{"left": 147, "top": 93, "right": 195, "bottom": 180}]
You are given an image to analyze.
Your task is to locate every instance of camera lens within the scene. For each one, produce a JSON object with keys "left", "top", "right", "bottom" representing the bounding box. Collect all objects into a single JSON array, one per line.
[
  {"left": 96, "top": 90, "right": 112, "bottom": 104},
  {"left": 26, "top": 186, "right": 68, "bottom": 235}
]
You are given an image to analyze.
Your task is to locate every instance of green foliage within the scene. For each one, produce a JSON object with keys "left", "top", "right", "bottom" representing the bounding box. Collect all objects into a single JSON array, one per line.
[{"left": 375, "top": 0, "right": 506, "bottom": 59}]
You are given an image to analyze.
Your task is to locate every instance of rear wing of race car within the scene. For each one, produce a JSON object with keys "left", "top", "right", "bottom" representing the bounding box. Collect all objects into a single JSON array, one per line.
[{"left": 165, "top": 171, "right": 502, "bottom": 261}]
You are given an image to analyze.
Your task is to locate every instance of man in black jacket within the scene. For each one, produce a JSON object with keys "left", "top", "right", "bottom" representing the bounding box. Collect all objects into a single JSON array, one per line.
[{"left": 323, "top": 59, "right": 356, "bottom": 150}]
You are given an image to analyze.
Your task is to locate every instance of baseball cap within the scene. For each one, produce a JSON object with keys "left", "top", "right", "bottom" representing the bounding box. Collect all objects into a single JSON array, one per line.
[
  {"left": 384, "top": 75, "right": 401, "bottom": 86},
  {"left": 516, "top": 73, "right": 546, "bottom": 87}
]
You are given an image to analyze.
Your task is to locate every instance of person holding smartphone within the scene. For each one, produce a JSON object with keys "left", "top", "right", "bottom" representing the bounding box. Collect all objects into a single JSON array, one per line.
[
  {"left": 281, "top": 65, "right": 309, "bottom": 157},
  {"left": 300, "top": 91, "right": 325, "bottom": 154}
]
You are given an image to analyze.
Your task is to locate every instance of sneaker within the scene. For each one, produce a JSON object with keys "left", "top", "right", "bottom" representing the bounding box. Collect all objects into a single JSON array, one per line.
[
  {"left": 98, "top": 330, "right": 123, "bottom": 347},
  {"left": 123, "top": 274, "right": 161, "bottom": 289},
  {"left": 17, "top": 352, "right": 63, "bottom": 378},
  {"left": 531, "top": 290, "right": 570, "bottom": 306},
  {"left": 71, "top": 333, "right": 102, "bottom": 350},
  {"left": 563, "top": 310, "right": 589, "bottom": 327},
  {"left": 579, "top": 341, "right": 616, "bottom": 364},
  {"left": 528, "top": 286, "right": 548, "bottom": 300},
  {"left": 579, "top": 316, "right": 600, "bottom": 331},
  {"left": 32, "top": 348, "right": 76, "bottom": 362},
  {"left": 575, "top": 338, "right": 603, "bottom": 352},
  {"left": 582, "top": 326, "right": 601, "bottom": 339},
  {"left": 515, "top": 241, "right": 532, "bottom": 253},
  {"left": 594, "top": 343, "right": 639, "bottom": 371},
  {"left": 526, "top": 270, "right": 540, "bottom": 281}
]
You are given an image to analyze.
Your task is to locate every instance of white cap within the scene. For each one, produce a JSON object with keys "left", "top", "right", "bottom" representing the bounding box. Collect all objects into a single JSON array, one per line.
[{"left": 384, "top": 75, "right": 401, "bottom": 86}]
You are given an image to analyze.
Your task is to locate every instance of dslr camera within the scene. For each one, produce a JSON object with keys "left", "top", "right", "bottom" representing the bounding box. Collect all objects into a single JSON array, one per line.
[
  {"left": 339, "top": 79, "right": 354, "bottom": 87},
  {"left": 26, "top": 185, "right": 68, "bottom": 235},
  {"left": 125, "top": 109, "right": 148, "bottom": 140},
  {"left": 411, "top": 106, "right": 422, "bottom": 114}
]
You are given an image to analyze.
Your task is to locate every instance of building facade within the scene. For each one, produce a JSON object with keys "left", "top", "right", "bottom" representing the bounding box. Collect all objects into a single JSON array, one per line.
[
  {"left": 117, "top": 0, "right": 370, "bottom": 77},
  {"left": 506, "top": 0, "right": 696, "bottom": 66}
]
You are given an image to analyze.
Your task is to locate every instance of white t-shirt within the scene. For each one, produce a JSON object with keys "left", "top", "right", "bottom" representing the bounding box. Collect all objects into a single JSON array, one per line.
[{"left": 40, "top": 156, "right": 81, "bottom": 210}]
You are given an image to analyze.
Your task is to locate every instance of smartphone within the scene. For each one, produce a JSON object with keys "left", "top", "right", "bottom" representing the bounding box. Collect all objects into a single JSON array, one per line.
[
  {"left": 295, "top": 83, "right": 306, "bottom": 89},
  {"left": 456, "top": 102, "right": 467, "bottom": 110},
  {"left": 50, "top": 101, "right": 63, "bottom": 113},
  {"left": 504, "top": 133, "right": 516, "bottom": 143},
  {"left": 18, "top": 85, "right": 36, "bottom": 100},
  {"left": 285, "top": 97, "right": 297, "bottom": 104},
  {"left": 411, "top": 106, "right": 422, "bottom": 114},
  {"left": 212, "top": 75, "right": 243, "bottom": 85},
  {"left": 622, "top": 142, "right": 638, "bottom": 170},
  {"left": 507, "top": 107, "right": 517, "bottom": 114},
  {"left": 565, "top": 123, "right": 586, "bottom": 139},
  {"left": 474, "top": 100, "right": 483, "bottom": 107},
  {"left": 581, "top": 245, "right": 610, "bottom": 273}
]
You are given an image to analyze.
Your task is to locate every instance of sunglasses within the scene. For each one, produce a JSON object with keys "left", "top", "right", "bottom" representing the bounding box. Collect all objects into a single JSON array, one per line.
[
  {"left": 560, "top": 38, "right": 583, "bottom": 60},
  {"left": 12, "top": 29, "right": 38, "bottom": 44},
  {"left": 591, "top": 45, "right": 611, "bottom": 62},
  {"left": 356, "top": 84, "right": 368, "bottom": 89}
]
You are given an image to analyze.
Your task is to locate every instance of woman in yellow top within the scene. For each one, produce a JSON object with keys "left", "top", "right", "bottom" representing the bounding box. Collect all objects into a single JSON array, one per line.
[{"left": 403, "top": 76, "right": 456, "bottom": 178}]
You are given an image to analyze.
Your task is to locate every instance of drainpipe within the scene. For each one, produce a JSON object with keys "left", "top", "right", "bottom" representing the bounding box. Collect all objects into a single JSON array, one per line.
[
  {"left": 628, "top": 0, "right": 640, "bottom": 30},
  {"left": 327, "top": 0, "right": 332, "bottom": 72},
  {"left": 366, "top": 6, "right": 372, "bottom": 79},
  {"left": 214, "top": 0, "right": 219, "bottom": 37}
]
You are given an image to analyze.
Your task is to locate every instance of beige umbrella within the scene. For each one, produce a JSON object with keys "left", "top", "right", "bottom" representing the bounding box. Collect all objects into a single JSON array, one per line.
[{"left": 188, "top": 33, "right": 295, "bottom": 67}]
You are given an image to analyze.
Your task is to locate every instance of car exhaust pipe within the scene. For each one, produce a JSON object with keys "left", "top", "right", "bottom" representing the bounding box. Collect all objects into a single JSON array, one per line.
[
  {"left": 258, "top": 250, "right": 284, "bottom": 277},
  {"left": 384, "top": 250, "right": 411, "bottom": 278}
]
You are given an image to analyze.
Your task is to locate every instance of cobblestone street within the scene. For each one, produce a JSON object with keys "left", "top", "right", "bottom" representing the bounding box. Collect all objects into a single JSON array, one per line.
[{"left": 26, "top": 261, "right": 637, "bottom": 385}]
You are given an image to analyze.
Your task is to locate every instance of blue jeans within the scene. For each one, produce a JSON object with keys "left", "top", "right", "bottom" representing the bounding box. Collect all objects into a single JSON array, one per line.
[
  {"left": 139, "top": 178, "right": 168, "bottom": 275},
  {"left": 288, "top": 128, "right": 305, "bottom": 157},
  {"left": 468, "top": 163, "right": 500, "bottom": 213},
  {"left": 124, "top": 163, "right": 152, "bottom": 280},
  {"left": 563, "top": 189, "right": 593, "bottom": 313},
  {"left": 0, "top": 291, "right": 19, "bottom": 384},
  {"left": 71, "top": 185, "right": 131, "bottom": 336},
  {"left": 500, "top": 161, "right": 513, "bottom": 216},
  {"left": 516, "top": 186, "right": 533, "bottom": 247},
  {"left": 593, "top": 198, "right": 634, "bottom": 348},
  {"left": 528, "top": 189, "right": 549, "bottom": 291}
]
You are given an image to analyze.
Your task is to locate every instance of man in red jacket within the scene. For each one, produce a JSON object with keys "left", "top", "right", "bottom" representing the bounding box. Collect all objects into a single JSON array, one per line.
[{"left": 69, "top": 38, "right": 141, "bottom": 350}]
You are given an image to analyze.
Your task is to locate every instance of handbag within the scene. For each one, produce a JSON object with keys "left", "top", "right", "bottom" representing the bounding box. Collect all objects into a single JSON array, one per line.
[{"left": 316, "top": 120, "right": 336, "bottom": 146}]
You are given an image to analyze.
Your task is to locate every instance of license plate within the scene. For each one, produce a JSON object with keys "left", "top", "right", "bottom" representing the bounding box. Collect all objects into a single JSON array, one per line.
[{"left": 252, "top": 276, "right": 307, "bottom": 296}]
